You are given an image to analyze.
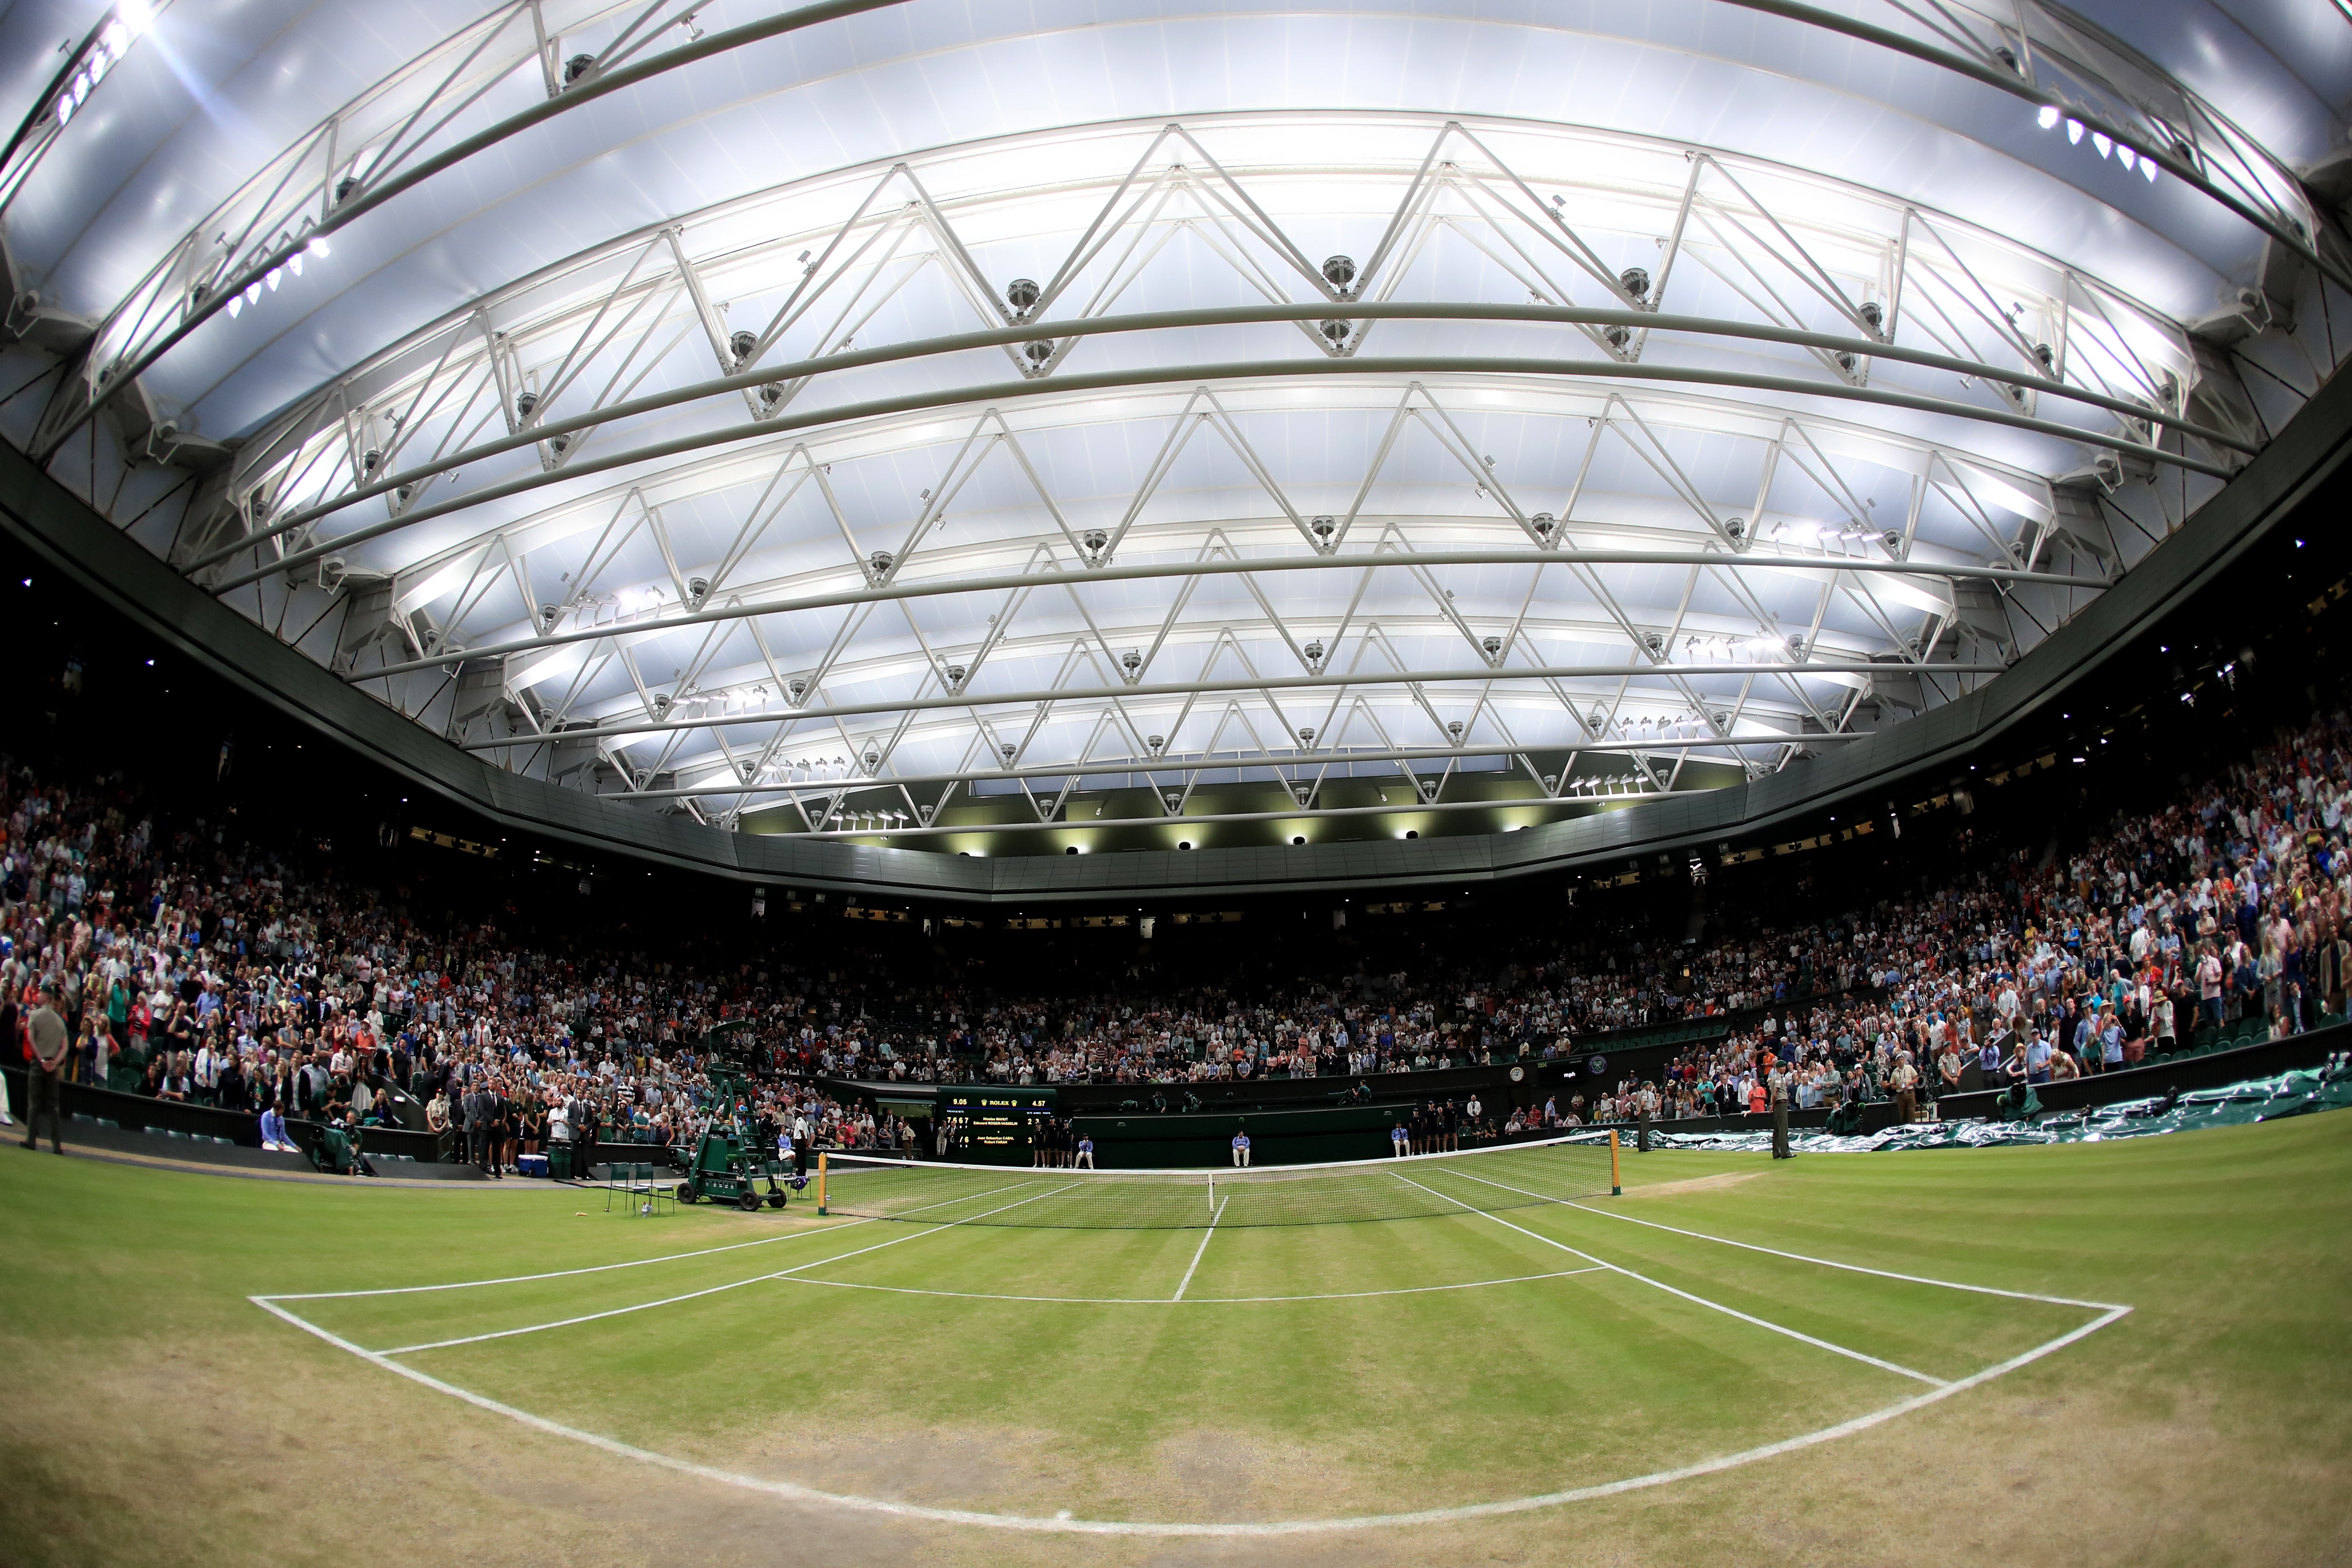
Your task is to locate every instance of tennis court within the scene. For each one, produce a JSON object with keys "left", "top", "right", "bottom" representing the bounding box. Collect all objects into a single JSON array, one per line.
[{"left": 255, "top": 1139, "right": 2127, "bottom": 1534}]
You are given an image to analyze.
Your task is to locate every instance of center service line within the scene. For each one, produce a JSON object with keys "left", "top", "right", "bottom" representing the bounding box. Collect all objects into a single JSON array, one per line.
[{"left": 1171, "top": 1196, "right": 1231, "bottom": 1302}]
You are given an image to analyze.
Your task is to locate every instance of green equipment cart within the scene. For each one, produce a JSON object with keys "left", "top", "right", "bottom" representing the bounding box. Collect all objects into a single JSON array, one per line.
[{"left": 672, "top": 1122, "right": 792, "bottom": 1211}]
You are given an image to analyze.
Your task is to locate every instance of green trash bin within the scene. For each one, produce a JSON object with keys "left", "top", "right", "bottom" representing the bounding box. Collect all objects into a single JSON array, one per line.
[{"left": 548, "top": 1142, "right": 573, "bottom": 1181}]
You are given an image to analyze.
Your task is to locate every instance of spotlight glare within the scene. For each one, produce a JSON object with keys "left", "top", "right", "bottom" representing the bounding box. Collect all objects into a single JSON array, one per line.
[
  {"left": 2066, "top": 118, "right": 2083, "bottom": 144},
  {"left": 2035, "top": 105, "right": 2058, "bottom": 130}
]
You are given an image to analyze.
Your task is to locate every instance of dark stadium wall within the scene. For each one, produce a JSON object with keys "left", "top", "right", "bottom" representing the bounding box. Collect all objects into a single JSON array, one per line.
[{"left": 3, "top": 365, "right": 2348, "bottom": 906}]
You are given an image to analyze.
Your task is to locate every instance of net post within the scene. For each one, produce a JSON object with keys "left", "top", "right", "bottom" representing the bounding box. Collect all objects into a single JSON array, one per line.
[
  {"left": 818, "top": 1151, "right": 828, "bottom": 1215},
  {"left": 1609, "top": 1130, "right": 1621, "bottom": 1196}
]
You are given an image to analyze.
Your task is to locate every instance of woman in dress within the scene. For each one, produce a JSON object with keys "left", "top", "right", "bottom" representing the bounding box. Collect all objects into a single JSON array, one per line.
[{"left": 519, "top": 1094, "right": 546, "bottom": 1161}]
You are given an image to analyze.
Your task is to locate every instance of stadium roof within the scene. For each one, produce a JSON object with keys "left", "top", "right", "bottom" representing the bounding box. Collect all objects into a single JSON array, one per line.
[{"left": 0, "top": 0, "right": 2345, "bottom": 860}]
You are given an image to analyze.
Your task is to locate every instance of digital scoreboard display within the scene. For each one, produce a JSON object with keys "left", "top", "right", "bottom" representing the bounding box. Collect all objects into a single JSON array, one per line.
[{"left": 936, "top": 1087, "right": 1056, "bottom": 1164}]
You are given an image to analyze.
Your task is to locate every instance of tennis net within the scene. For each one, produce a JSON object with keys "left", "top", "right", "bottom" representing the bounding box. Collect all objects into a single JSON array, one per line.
[{"left": 817, "top": 1134, "right": 1618, "bottom": 1230}]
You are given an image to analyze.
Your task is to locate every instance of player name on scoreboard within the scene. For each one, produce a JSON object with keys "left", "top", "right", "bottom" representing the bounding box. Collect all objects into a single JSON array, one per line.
[{"left": 936, "top": 1087, "right": 1058, "bottom": 1164}]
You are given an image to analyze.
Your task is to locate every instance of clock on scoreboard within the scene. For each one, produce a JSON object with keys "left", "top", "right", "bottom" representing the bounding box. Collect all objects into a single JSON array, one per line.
[{"left": 935, "top": 1086, "right": 1058, "bottom": 1164}]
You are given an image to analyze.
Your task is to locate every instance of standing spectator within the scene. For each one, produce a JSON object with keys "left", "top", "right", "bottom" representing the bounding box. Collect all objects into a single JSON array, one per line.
[
  {"left": 21, "top": 985, "right": 68, "bottom": 1154},
  {"left": 1768, "top": 1058, "right": 1793, "bottom": 1159},
  {"left": 463, "top": 1083, "right": 492, "bottom": 1175},
  {"left": 1890, "top": 1051, "right": 1920, "bottom": 1124}
]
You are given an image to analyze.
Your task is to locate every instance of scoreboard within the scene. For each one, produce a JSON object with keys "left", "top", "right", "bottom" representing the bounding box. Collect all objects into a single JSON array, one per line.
[{"left": 936, "top": 1086, "right": 1057, "bottom": 1164}]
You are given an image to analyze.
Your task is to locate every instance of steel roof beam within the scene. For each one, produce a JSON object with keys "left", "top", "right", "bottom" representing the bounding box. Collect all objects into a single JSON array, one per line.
[
  {"left": 213, "top": 297, "right": 2248, "bottom": 573},
  {"left": 353, "top": 545, "right": 2099, "bottom": 683},
  {"left": 214, "top": 351, "right": 2229, "bottom": 597},
  {"left": 748, "top": 789, "right": 1740, "bottom": 839},
  {"left": 454, "top": 657, "right": 2006, "bottom": 752},
  {"left": 632, "top": 731, "right": 1871, "bottom": 802}
]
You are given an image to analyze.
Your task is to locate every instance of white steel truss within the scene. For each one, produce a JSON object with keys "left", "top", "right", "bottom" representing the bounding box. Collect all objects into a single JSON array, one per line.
[{"left": 2, "top": 7, "right": 2343, "bottom": 846}]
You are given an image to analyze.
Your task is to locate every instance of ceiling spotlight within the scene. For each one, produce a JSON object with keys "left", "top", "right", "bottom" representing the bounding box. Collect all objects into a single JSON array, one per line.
[
  {"left": 729, "top": 329, "right": 757, "bottom": 366},
  {"left": 868, "top": 549, "right": 893, "bottom": 577},
  {"left": 2066, "top": 118, "right": 2084, "bottom": 144},
  {"left": 1303, "top": 639, "right": 1325, "bottom": 663},
  {"left": 1322, "top": 255, "right": 1357, "bottom": 291},
  {"left": 1619, "top": 266, "right": 1651, "bottom": 302},
  {"left": 1005, "top": 278, "right": 1040, "bottom": 313},
  {"left": 1023, "top": 340, "right": 1053, "bottom": 366},
  {"left": 2036, "top": 105, "right": 2059, "bottom": 130}
]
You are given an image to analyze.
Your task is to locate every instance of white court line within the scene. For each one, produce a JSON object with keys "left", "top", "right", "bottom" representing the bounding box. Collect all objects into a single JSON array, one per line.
[
  {"left": 367, "top": 1182, "right": 1080, "bottom": 1357},
  {"left": 1556, "top": 1200, "right": 2127, "bottom": 1311},
  {"left": 1171, "top": 1196, "right": 1229, "bottom": 1301},
  {"left": 778, "top": 1265, "right": 1601, "bottom": 1307},
  {"left": 265, "top": 1230, "right": 832, "bottom": 1303},
  {"left": 250, "top": 1157, "right": 2136, "bottom": 1535},
  {"left": 1388, "top": 1172, "right": 1950, "bottom": 1387},
  {"left": 251, "top": 1291, "right": 2129, "bottom": 1536}
]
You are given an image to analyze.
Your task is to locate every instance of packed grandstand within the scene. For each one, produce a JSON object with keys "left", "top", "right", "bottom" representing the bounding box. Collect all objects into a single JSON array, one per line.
[{"left": 6, "top": 696, "right": 2344, "bottom": 1172}]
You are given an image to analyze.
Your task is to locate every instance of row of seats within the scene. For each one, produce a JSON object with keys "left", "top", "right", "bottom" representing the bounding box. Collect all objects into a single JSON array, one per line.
[{"left": 64, "top": 1111, "right": 239, "bottom": 1148}]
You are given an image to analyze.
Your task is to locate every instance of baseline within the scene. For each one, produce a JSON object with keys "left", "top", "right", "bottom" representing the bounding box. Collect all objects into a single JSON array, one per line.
[{"left": 253, "top": 1291, "right": 2129, "bottom": 1536}]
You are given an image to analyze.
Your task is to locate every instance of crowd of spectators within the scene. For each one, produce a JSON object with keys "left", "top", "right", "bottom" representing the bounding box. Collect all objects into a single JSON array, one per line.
[{"left": 5, "top": 701, "right": 2349, "bottom": 1164}]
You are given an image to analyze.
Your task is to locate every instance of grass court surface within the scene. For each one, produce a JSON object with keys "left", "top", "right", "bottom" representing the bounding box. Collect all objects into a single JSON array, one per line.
[{"left": 1, "top": 1117, "right": 2348, "bottom": 1567}]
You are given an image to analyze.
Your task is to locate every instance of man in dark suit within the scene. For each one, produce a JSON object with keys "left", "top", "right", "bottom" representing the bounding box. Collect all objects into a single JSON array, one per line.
[
  {"left": 574, "top": 1096, "right": 599, "bottom": 1180},
  {"left": 465, "top": 1085, "right": 493, "bottom": 1174}
]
